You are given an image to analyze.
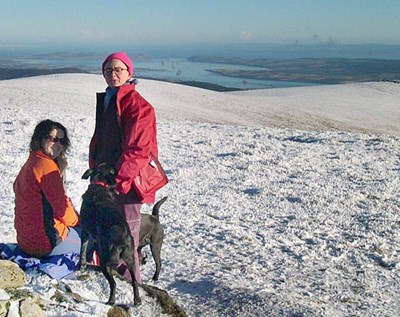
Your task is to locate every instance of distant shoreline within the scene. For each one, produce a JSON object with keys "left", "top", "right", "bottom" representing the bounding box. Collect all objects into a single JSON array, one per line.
[
  {"left": 140, "top": 76, "right": 240, "bottom": 91},
  {"left": 2, "top": 55, "right": 400, "bottom": 91},
  {"left": 0, "top": 67, "right": 242, "bottom": 92},
  {"left": 189, "top": 56, "right": 400, "bottom": 84},
  {"left": 0, "top": 67, "right": 89, "bottom": 80}
]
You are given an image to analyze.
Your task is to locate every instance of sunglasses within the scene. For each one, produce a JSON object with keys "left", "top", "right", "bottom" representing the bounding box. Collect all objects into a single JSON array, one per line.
[
  {"left": 104, "top": 67, "right": 128, "bottom": 76},
  {"left": 45, "top": 135, "right": 67, "bottom": 145}
]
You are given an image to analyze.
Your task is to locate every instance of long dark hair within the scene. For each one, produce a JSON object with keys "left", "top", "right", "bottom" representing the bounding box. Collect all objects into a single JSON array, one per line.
[{"left": 29, "top": 119, "right": 71, "bottom": 155}]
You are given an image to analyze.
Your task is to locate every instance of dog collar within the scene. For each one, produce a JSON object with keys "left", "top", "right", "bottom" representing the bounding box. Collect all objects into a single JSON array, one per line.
[{"left": 90, "top": 181, "right": 109, "bottom": 188}]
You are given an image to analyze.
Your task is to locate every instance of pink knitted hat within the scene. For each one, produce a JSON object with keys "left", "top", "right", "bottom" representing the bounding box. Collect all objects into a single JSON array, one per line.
[{"left": 102, "top": 51, "right": 134, "bottom": 76}]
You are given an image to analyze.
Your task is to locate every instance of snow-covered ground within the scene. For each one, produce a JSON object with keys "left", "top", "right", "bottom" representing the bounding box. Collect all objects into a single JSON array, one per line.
[{"left": 0, "top": 74, "right": 399, "bottom": 316}]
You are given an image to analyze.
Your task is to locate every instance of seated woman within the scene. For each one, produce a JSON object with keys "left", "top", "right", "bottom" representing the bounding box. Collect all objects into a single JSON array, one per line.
[{"left": 13, "top": 119, "right": 80, "bottom": 257}]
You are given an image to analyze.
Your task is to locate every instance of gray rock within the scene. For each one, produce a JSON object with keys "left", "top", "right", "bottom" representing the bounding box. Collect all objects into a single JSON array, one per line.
[
  {"left": 20, "top": 296, "right": 45, "bottom": 317},
  {"left": 107, "top": 304, "right": 131, "bottom": 317},
  {"left": 2, "top": 288, "right": 45, "bottom": 317},
  {"left": 0, "top": 260, "right": 26, "bottom": 289},
  {"left": 0, "top": 300, "right": 10, "bottom": 317}
]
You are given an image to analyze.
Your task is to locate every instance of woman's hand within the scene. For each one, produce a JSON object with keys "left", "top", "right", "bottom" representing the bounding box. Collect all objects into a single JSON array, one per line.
[{"left": 56, "top": 154, "right": 68, "bottom": 174}]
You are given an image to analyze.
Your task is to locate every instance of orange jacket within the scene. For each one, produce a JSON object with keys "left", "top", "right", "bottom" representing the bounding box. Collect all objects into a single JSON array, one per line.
[{"left": 13, "top": 150, "right": 79, "bottom": 257}]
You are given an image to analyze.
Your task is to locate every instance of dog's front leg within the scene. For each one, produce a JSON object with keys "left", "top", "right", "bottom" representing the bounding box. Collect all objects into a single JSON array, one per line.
[
  {"left": 126, "top": 265, "right": 142, "bottom": 306},
  {"left": 102, "top": 265, "right": 117, "bottom": 305},
  {"left": 80, "top": 230, "right": 90, "bottom": 269}
]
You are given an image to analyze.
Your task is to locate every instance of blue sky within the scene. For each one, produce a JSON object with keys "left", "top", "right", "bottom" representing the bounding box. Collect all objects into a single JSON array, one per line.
[{"left": 1, "top": 0, "right": 399, "bottom": 51}]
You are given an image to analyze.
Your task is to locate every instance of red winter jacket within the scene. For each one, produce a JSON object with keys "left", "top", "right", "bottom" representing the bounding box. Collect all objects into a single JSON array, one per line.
[
  {"left": 13, "top": 151, "right": 79, "bottom": 257},
  {"left": 89, "top": 81, "right": 159, "bottom": 203}
]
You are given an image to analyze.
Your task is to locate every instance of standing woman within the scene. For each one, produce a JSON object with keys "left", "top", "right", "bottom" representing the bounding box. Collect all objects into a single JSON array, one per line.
[
  {"left": 14, "top": 119, "right": 80, "bottom": 257},
  {"left": 89, "top": 51, "right": 159, "bottom": 283}
]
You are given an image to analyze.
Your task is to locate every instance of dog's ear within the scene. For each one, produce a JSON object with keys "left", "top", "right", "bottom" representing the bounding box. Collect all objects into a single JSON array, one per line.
[
  {"left": 106, "top": 169, "right": 117, "bottom": 186},
  {"left": 82, "top": 168, "right": 94, "bottom": 180}
]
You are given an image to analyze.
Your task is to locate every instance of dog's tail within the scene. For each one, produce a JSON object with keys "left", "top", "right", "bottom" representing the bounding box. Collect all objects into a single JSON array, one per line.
[{"left": 152, "top": 196, "right": 167, "bottom": 219}]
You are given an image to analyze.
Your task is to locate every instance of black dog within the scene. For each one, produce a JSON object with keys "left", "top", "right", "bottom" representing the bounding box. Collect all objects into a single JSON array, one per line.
[
  {"left": 138, "top": 196, "right": 167, "bottom": 281},
  {"left": 80, "top": 163, "right": 141, "bottom": 306}
]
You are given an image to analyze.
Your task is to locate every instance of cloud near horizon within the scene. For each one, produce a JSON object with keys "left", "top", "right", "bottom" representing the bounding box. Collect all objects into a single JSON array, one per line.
[
  {"left": 313, "top": 33, "right": 337, "bottom": 44},
  {"left": 78, "top": 30, "right": 108, "bottom": 42},
  {"left": 240, "top": 31, "right": 255, "bottom": 41}
]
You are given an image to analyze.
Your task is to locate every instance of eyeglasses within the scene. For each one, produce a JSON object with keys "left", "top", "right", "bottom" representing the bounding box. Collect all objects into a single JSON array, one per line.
[
  {"left": 45, "top": 135, "right": 67, "bottom": 145},
  {"left": 104, "top": 67, "right": 128, "bottom": 76}
]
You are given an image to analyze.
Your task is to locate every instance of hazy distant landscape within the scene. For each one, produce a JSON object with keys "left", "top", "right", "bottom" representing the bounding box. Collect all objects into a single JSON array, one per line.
[
  {"left": 1, "top": 56, "right": 399, "bottom": 90},
  {"left": 189, "top": 56, "right": 400, "bottom": 84},
  {"left": 0, "top": 67, "right": 88, "bottom": 80},
  {"left": 1, "top": 44, "right": 400, "bottom": 90}
]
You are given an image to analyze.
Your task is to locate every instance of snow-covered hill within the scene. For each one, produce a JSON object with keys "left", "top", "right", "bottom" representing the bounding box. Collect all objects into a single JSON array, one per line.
[{"left": 0, "top": 74, "right": 399, "bottom": 316}]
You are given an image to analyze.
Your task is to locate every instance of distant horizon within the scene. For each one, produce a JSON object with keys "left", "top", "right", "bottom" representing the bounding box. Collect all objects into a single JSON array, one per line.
[{"left": 2, "top": 42, "right": 400, "bottom": 60}]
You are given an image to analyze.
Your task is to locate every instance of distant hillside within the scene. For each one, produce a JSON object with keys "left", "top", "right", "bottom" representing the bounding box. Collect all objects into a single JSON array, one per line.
[
  {"left": 188, "top": 57, "right": 400, "bottom": 84},
  {"left": 0, "top": 68, "right": 240, "bottom": 91},
  {"left": 140, "top": 77, "right": 240, "bottom": 92},
  {"left": 0, "top": 67, "right": 88, "bottom": 80}
]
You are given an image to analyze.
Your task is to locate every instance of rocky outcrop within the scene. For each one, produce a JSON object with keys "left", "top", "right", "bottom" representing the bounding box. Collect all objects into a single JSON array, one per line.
[
  {"left": 0, "top": 260, "right": 26, "bottom": 289},
  {"left": 0, "top": 300, "right": 10, "bottom": 317},
  {"left": 141, "top": 284, "right": 187, "bottom": 317},
  {"left": 0, "top": 259, "right": 187, "bottom": 316},
  {"left": 107, "top": 304, "right": 131, "bottom": 317},
  {"left": 16, "top": 293, "right": 45, "bottom": 317},
  {"left": 0, "top": 260, "right": 45, "bottom": 317}
]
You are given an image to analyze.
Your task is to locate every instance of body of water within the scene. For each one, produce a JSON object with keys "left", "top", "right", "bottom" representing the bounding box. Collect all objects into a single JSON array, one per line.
[
  {"left": 1, "top": 43, "right": 400, "bottom": 89},
  {"left": 137, "top": 58, "right": 318, "bottom": 89},
  {"left": 0, "top": 54, "right": 317, "bottom": 89}
]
